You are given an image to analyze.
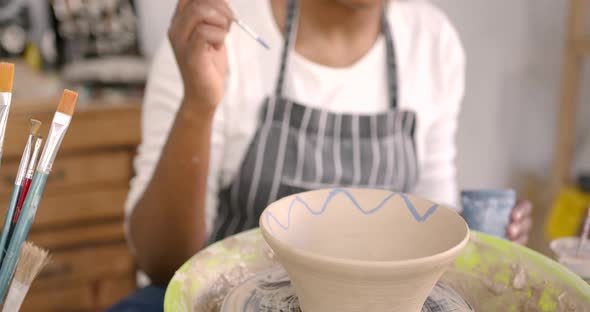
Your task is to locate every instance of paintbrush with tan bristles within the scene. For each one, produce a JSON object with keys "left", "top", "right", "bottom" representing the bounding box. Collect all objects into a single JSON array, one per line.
[
  {"left": 0, "top": 62, "right": 15, "bottom": 167},
  {"left": 0, "top": 90, "right": 78, "bottom": 302},
  {"left": 2, "top": 242, "right": 49, "bottom": 312},
  {"left": 0, "top": 119, "right": 42, "bottom": 266}
]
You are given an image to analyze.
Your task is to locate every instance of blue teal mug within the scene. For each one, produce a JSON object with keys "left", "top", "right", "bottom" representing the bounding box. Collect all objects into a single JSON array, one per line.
[{"left": 461, "top": 189, "right": 516, "bottom": 239}]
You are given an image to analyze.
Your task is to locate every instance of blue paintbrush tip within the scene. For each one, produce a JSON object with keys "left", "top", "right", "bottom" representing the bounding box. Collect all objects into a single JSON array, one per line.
[
  {"left": 234, "top": 18, "right": 271, "bottom": 50},
  {"left": 257, "top": 38, "right": 270, "bottom": 50}
]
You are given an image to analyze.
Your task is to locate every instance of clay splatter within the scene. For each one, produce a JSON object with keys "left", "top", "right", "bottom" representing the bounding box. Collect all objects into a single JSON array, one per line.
[{"left": 442, "top": 238, "right": 590, "bottom": 312}]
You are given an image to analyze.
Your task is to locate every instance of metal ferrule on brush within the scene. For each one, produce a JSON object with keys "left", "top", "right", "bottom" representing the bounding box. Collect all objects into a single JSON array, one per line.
[
  {"left": 0, "top": 92, "right": 12, "bottom": 158},
  {"left": 38, "top": 112, "right": 71, "bottom": 173},
  {"left": 25, "top": 138, "right": 43, "bottom": 179},
  {"left": 14, "top": 136, "right": 32, "bottom": 186}
]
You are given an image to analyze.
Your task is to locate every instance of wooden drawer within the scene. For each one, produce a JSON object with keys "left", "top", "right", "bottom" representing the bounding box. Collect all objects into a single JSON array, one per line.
[
  {"left": 0, "top": 151, "right": 133, "bottom": 195},
  {"left": 29, "top": 222, "right": 125, "bottom": 250},
  {"left": 4, "top": 103, "right": 141, "bottom": 159},
  {"left": 22, "top": 276, "right": 135, "bottom": 312},
  {"left": 0, "top": 187, "right": 128, "bottom": 231},
  {"left": 32, "top": 187, "right": 128, "bottom": 229},
  {"left": 33, "top": 243, "right": 133, "bottom": 290}
]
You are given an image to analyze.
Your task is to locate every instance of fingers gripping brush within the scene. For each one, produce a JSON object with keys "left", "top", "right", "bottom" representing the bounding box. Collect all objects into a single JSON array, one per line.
[{"left": 0, "top": 90, "right": 77, "bottom": 303}]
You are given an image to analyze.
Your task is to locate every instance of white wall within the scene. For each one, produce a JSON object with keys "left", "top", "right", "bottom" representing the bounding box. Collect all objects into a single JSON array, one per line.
[
  {"left": 136, "top": 1, "right": 176, "bottom": 59},
  {"left": 136, "top": 1, "right": 586, "bottom": 189},
  {"left": 436, "top": 0, "right": 576, "bottom": 189}
]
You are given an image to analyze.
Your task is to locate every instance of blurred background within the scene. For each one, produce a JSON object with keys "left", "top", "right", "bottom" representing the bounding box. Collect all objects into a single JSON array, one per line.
[{"left": 0, "top": 0, "right": 588, "bottom": 310}]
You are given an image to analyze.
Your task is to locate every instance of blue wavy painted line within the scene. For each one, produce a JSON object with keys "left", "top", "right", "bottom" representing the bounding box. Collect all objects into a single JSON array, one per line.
[{"left": 265, "top": 188, "right": 439, "bottom": 231}]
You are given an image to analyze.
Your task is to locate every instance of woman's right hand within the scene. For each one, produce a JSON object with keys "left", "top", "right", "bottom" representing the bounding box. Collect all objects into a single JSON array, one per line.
[{"left": 169, "top": 0, "right": 233, "bottom": 113}]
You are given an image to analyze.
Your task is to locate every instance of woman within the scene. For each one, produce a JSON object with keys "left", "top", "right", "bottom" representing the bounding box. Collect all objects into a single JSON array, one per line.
[{"left": 113, "top": 0, "right": 533, "bottom": 310}]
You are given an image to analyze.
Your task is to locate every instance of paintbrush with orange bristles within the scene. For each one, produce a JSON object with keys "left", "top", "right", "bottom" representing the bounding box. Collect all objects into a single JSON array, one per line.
[
  {"left": 0, "top": 120, "right": 42, "bottom": 266},
  {"left": 0, "top": 62, "right": 15, "bottom": 167},
  {"left": 0, "top": 90, "right": 78, "bottom": 302}
]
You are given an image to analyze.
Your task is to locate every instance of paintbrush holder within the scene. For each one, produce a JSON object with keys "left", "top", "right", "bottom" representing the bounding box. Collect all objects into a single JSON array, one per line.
[{"left": 260, "top": 188, "right": 469, "bottom": 312}]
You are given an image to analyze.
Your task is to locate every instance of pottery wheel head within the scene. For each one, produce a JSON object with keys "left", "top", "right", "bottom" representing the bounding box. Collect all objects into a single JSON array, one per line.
[{"left": 221, "top": 267, "right": 474, "bottom": 312}]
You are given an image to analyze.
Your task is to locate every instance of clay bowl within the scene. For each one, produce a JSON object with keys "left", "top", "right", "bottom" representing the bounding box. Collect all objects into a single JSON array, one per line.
[
  {"left": 550, "top": 237, "right": 590, "bottom": 283},
  {"left": 260, "top": 188, "right": 470, "bottom": 312}
]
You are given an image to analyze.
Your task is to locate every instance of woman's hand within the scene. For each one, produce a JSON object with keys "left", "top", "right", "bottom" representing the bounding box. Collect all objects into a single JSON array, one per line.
[
  {"left": 168, "top": 0, "right": 233, "bottom": 113},
  {"left": 507, "top": 200, "right": 533, "bottom": 245}
]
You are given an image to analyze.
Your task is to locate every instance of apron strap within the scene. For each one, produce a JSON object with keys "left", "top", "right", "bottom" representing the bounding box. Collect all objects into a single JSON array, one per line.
[
  {"left": 273, "top": 0, "right": 399, "bottom": 109},
  {"left": 273, "top": 0, "right": 299, "bottom": 97},
  {"left": 382, "top": 9, "right": 399, "bottom": 109}
]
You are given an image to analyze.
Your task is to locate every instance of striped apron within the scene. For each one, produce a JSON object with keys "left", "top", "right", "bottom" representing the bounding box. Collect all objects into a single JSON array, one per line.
[{"left": 209, "top": 0, "right": 419, "bottom": 243}]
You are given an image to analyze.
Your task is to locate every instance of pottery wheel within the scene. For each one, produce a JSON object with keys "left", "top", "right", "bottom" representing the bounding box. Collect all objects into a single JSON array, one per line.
[{"left": 221, "top": 267, "right": 474, "bottom": 312}]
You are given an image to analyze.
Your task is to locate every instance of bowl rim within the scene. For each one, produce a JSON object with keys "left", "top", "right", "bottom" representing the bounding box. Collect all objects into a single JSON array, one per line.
[
  {"left": 259, "top": 189, "right": 471, "bottom": 270},
  {"left": 460, "top": 189, "right": 516, "bottom": 195},
  {"left": 550, "top": 237, "right": 590, "bottom": 260}
]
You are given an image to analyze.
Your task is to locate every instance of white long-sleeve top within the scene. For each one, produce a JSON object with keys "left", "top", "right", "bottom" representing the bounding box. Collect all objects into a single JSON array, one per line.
[{"left": 124, "top": 0, "right": 466, "bottom": 238}]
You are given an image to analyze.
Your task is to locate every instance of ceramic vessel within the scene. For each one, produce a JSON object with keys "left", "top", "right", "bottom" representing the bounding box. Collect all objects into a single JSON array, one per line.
[
  {"left": 221, "top": 266, "right": 474, "bottom": 312},
  {"left": 259, "top": 188, "right": 470, "bottom": 312},
  {"left": 460, "top": 189, "right": 516, "bottom": 238},
  {"left": 550, "top": 237, "right": 590, "bottom": 283}
]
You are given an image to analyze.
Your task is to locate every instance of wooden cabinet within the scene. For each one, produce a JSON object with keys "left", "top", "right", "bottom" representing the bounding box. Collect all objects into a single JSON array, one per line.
[{"left": 0, "top": 97, "right": 141, "bottom": 311}]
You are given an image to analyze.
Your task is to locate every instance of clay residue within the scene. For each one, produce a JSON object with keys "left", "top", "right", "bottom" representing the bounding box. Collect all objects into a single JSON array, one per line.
[
  {"left": 558, "top": 292, "right": 579, "bottom": 312},
  {"left": 190, "top": 241, "right": 279, "bottom": 312},
  {"left": 522, "top": 283, "right": 549, "bottom": 312},
  {"left": 481, "top": 277, "right": 509, "bottom": 295},
  {"left": 222, "top": 237, "right": 242, "bottom": 250},
  {"left": 192, "top": 264, "right": 252, "bottom": 312},
  {"left": 441, "top": 238, "right": 589, "bottom": 312},
  {"left": 264, "top": 245, "right": 276, "bottom": 262},
  {"left": 186, "top": 233, "right": 590, "bottom": 312},
  {"left": 511, "top": 263, "right": 527, "bottom": 290}
]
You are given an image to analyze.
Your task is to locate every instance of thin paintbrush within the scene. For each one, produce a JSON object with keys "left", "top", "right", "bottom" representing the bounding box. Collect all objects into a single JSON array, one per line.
[
  {"left": 9, "top": 135, "right": 44, "bottom": 243},
  {"left": 0, "top": 120, "right": 41, "bottom": 265},
  {"left": 0, "top": 63, "right": 15, "bottom": 167},
  {"left": 2, "top": 242, "right": 49, "bottom": 312},
  {"left": 233, "top": 18, "right": 270, "bottom": 50},
  {"left": 577, "top": 205, "right": 590, "bottom": 257},
  {"left": 0, "top": 90, "right": 77, "bottom": 302}
]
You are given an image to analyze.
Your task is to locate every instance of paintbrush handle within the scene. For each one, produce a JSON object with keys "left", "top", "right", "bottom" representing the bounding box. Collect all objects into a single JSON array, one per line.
[
  {"left": 2, "top": 280, "right": 29, "bottom": 312},
  {"left": 233, "top": 18, "right": 270, "bottom": 50},
  {"left": 4, "top": 179, "right": 32, "bottom": 254},
  {"left": 0, "top": 92, "right": 12, "bottom": 168},
  {"left": 582, "top": 213, "right": 590, "bottom": 239},
  {"left": 13, "top": 178, "right": 32, "bottom": 225},
  {"left": 0, "top": 187, "right": 22, "bottom": 265},
  {"left": 0, "top": 172, "right": 48, "bottom": 303},
  {"left": 578, "top": 206, "right": 590, "bottom": 256}
]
